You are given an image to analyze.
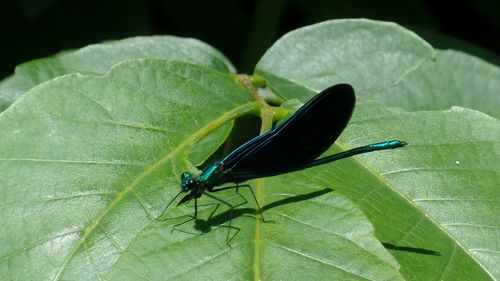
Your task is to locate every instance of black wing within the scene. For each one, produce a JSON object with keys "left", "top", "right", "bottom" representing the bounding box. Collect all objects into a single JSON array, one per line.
[{"left": 221, "top": 83, "right": 355, "bottom": 182}]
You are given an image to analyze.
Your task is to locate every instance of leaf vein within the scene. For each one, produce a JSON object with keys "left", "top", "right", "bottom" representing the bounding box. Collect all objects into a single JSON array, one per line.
[
  {"left": 274, "top": 211, "right": 396, "bottom": 268},
  {"left": 0, "top": 158, "right": 145, "bottom": 166},
  {"left": 51, "top": 102, "right": 256, "bottom": 280},
  {"left": 268, "top": 242, "right": 372, "bottom": 281}
]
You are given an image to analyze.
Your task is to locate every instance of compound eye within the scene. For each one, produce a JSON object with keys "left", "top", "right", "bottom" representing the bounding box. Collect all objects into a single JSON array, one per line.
[
  {"left": 181, "top": 172, "right": 190, "bottom": 181},
  {"left": 180, "top": 172, "right": 193, "bottom": 192}
]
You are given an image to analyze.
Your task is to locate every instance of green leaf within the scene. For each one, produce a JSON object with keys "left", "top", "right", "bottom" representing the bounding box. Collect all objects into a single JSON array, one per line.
[
  {"left": 0, "top": 36, "right": 235, "bottom": 111},
  {"left": 2, "top": 19, "right": 500, "bottom": 281},
  {"left": 106, "top": 187, "right": 402, "bottom": 281},
  {"left": 256, "top": 19, "right": 500, "bottom": 119},
  {"left": 377, "top": 50, "right": 500, "bottom": 119},
  {"left": 411, "top": 26, "right": 500, "bottom": 67},
  {"left": 255, "top": 19, "right": 435, "bottom": 101},
  {"left": 255, "top": 19, "right": 500, "bottom": 279},
  {"left": 338, "top": 103, "right": 500, "bottom": 280},
  {"left": 0, "top": 60, "right": 248, "bottom": 280},
  {"left": 1, "top": 60, "right": 403, "bottom": 280}
]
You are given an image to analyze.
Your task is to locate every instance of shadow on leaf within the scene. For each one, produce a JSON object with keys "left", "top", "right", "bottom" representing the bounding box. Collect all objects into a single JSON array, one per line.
[
  {"left": 193, "top": 187, "right": 333, "bottom": 231},
  {"left": 167, "top": 187, "right": 441, "bottom": 256},
  {"left": 381, "top": 242, "right": 441, "bottom": 256}
]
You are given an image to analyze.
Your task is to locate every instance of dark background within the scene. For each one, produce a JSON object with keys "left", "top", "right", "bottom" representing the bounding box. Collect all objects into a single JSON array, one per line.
[{"left": 2, "top": 0, "right": 500, "bottom": 79}]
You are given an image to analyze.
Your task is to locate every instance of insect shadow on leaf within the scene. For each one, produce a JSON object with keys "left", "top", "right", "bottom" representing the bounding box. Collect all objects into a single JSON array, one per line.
[
  {"left": 381, "top": 242, "right": 441, "bottom": 256},
  {"left": 157, "top": 187, "right": 332, "bottom": 247}
]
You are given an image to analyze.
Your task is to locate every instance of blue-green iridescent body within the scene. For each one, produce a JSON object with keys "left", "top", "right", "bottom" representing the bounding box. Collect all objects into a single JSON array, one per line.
[
  {"left": 199, "top": 164, "right": 224, "bottom": 185},
  {"left": 179, "top": 139, "right": 405, "bottom": 204},
  {"left": 174, "top": 83, "right": 407, "bottom": 207}
]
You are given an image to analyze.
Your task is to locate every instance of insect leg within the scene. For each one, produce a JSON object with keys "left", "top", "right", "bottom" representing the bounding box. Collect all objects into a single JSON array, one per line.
[
  {"left": 170, "top": 196, "right": 198, "bottom": 234},
  {"left": 210, "top": 184, "right": 267, "bottom": 222},
  {"left": 203, "top": 192, "right": 240, "bottom": 247}
]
